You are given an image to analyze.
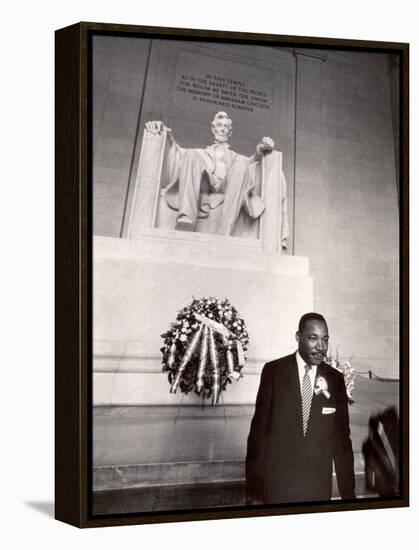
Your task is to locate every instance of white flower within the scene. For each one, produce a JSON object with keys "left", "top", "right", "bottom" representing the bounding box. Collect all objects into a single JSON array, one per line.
[
  {"left": 179, "top": 334, "right": 187, "bottom": 342},
  {"left": 314, "top": 376, "right": 330, "bottom": 399},
  {"left": 316, "top": 376, "right": 328, "bottom": 391}
]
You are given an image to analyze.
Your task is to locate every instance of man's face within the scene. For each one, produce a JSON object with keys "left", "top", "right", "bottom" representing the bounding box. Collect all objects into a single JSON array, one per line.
[
  {"left": 296, "top": 320, "right": 329, "bottom": 366},
  {"left": 211, "top": 117, "right": 232, "bottom": 143}
]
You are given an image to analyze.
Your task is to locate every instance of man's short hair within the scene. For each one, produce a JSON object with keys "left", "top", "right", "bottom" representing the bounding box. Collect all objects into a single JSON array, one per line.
[
  {"left": 211, "top": 111, "right": 233, "bottom": 130},
  {"left": 298, "top": 312, "right": 327, "bottom": 333}
]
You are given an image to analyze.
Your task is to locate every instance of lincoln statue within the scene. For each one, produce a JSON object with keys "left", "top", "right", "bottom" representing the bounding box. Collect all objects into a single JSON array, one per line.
[{"left": 145, "top": 112, "right": 287, "bottom": 241}]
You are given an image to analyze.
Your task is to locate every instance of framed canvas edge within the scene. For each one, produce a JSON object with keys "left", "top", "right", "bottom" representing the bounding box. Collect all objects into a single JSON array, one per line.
[
  {"left": 54, "top": 21, "right": 410, "bottom": 529},
  {"left": 55, "top": 22, "right": 83, "bottom": 527}
]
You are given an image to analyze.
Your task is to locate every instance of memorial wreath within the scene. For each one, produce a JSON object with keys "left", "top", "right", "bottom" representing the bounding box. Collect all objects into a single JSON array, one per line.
[{"left": 161, "top": 297, "right": 249, "bottom": 404}]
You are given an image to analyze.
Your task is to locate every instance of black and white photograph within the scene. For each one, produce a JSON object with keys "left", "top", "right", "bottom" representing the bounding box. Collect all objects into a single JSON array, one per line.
[
  {"left": 4, "top": 0, "right": 418, "bottom": 547},
  {"left": 89, "top": 29, "right": 405, "bottom": 517}
]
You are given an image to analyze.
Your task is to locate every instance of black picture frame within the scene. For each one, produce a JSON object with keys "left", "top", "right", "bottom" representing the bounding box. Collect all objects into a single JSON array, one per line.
[{"left": 55, "top": 21, "right": 409, "bottom": 528}]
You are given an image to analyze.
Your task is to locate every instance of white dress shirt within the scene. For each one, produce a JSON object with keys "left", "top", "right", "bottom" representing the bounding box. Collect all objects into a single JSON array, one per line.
[{"left": 296, "top": 351, "right": 317, "bottom": 393}]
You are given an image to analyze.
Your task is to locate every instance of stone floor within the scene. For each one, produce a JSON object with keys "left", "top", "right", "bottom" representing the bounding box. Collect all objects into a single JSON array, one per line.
[{"left": 92, "top": 375, "right": 399, "bottom": 515}]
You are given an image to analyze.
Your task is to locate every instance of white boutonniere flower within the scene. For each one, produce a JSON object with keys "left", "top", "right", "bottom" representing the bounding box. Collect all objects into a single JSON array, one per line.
[{"left": 314, "top": 376, "right": 330, "bottom": 399}]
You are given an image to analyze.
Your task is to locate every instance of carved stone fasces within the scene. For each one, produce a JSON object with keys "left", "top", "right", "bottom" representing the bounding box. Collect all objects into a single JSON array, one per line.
[
  {"left": 126, "top": 129, "right": 167, "bottom": 239},
  {"left": 260, "top": 151, "right": 289, "bottom": 254}
]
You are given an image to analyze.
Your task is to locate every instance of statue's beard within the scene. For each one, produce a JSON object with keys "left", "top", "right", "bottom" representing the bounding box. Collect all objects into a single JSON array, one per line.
[{"left": 213, "top": 134, "right": 230, "bottom": 144}]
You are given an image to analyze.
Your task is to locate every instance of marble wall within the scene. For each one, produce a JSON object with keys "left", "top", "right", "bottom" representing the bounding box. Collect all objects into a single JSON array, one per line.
[
  {"left": 92, "top": 36, "right": 151, "bottom": 236},
  {"left": 294, "top": 50, "right": 399, "bottom": 377}
]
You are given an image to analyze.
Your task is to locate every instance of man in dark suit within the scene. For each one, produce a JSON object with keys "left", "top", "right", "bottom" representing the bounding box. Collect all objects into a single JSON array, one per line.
[{"left": 246, "top": 312, "right": 356, "bottom": 504}]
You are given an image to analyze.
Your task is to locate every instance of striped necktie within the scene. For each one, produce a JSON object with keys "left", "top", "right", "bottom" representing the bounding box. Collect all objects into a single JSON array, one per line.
[{"left": 301, "top": 364, "right": 313, "bottom": 436}]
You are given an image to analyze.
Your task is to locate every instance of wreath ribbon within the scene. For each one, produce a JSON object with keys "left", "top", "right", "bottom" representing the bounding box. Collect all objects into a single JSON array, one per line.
[
  {"left": 170, "top": 313, "right": 244, "bottom": 403},
  {"left": 195, "top": 313, "right": 245, "bottom": 367}
]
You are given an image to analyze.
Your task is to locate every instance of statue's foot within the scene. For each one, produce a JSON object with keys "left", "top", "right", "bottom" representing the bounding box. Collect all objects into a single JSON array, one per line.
[{"left": 176, "top": 215, "right": 195, "bottom": 232}]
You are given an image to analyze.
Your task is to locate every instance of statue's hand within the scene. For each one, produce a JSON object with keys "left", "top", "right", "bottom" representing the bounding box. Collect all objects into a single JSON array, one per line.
[
  {"left": 145, "top": 120, "right": 165, "bottom": 133},
  {"left": 256, "top": 136, "right": 275, "bottom": 156},
  {"left": 145, "top": 121, "right": 174, "bottom": 144}
]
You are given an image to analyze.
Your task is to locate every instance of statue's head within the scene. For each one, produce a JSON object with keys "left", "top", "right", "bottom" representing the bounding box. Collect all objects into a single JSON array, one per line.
[{"left": 211, "top": 111, "right": 233, "bottom": 143}]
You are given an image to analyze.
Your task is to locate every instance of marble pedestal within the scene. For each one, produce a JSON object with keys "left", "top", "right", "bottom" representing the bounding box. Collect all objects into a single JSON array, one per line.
[{"left": 93, "top": 231, "right": 313, "bottom": 405}]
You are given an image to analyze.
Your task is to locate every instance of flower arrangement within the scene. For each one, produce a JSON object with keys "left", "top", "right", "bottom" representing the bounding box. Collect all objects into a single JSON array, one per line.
[
  {"left": 327, "top": 351, "right": 357, "bottom": 404},
  {"left": 160, "top": 297, "right": 249, "bottom": 404}
]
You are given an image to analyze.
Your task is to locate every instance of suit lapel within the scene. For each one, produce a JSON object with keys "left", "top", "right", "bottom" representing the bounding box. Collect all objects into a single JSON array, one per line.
[
  {"left": 224, "top": 147, "right": 234, "bottom": 169},
  {"left": 205, "top": 145, "right": 216, "bottom": 168},
  {"left": 287, "top": 354, "right": 303, "bottom": 434}
]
